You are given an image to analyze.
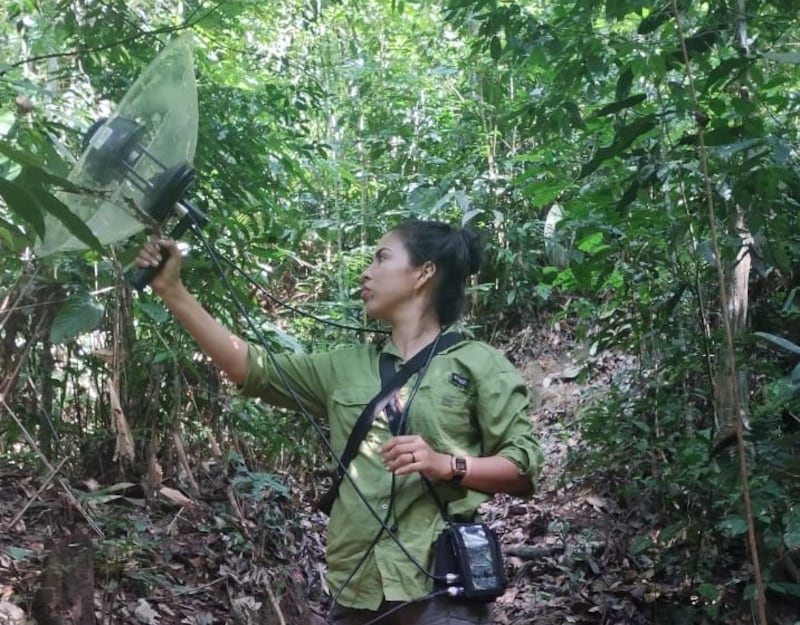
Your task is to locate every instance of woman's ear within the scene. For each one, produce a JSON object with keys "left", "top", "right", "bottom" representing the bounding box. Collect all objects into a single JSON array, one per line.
[{"left": 416, "top": 261, "right": 437, "bottom": 290}]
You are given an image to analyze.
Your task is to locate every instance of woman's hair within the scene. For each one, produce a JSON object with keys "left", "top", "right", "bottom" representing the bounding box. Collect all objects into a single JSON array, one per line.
[{"left": 391, "top": 219, "right": 484, "bottom": 326}]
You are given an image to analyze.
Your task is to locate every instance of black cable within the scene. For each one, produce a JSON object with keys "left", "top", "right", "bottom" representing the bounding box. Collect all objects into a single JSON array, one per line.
[
  {"left": 139, "top": 223, "right": 469, "bottom": 625},
  {"left": 325, "top": 474, "right": 395, "bottom": 621},
  {"left": 327, "top": 332, "right": 442, "bottom": 616},
  {"left": 337, "top": 589, "right": 454, "bottom": 625},
  {"left": 213, "top": 246, "right": 389, "bottom": 335},
  {"left": 188, "top": 223, "right": 449, "bottom": 586}
]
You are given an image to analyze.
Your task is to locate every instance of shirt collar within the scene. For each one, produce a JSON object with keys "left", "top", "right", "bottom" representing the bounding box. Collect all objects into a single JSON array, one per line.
[{"left": 381, "top": 330, "right": 460, "bottom": 363}]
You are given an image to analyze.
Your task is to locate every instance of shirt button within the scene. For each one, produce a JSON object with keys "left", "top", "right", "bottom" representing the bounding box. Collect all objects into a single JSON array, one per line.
[{"left": 380, "top": 503, "right": 389, "bottom": 510}]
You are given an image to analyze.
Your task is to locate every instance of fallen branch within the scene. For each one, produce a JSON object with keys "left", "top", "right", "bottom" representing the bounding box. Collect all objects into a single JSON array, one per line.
[
  {"left": 173, "top": 576, "right": 226, "bottom": 596},
  {"left": 1, "top": 398, "right": 103, "bottom": 537},
  {"left": 264, "top": 582, "right": 287, "bottom": 625},
  {"left": 7, "top": 457, "right": 68, "bottom": 530},
  {"left": 172, "top": 429, "right": 200, "bottom": 496},
  {"left": 165, "top": 506, "right": 186, "bottom": 536},
  {"left": 506, "top": 545, "right": 563, "bottom": 561},
  {"left": 225, "top": 484, "right": 252, "bottom": 540}
]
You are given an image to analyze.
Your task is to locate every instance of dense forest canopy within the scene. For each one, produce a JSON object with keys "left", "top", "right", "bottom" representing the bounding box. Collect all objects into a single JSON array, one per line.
[{"left": 3, "top": 1, "right": 800, "bottom": 623}]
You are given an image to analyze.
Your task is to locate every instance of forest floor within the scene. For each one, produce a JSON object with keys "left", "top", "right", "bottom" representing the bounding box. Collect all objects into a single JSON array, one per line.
[{"left": 0, "top": 321, "right": 786, "bottom": 625}]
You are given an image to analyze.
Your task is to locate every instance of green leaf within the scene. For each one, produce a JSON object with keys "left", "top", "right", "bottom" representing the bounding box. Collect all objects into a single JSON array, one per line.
[
  {"left": 702, "top": 57, "right": 752, "bottom": 93},
  {"left": 637, "top": 7, "right": 672, "bottom": 35},
  {"left": 0, "top": 110, "right": 15, "bottom": 136},
  {"left": 615, "top": 66, "right": 633, "bottom": 100},
  {"left": 562, "top": 101, "right": 585, "bottom": 129},
  {"left": 138, "top": 300, "right": 170, "bottom": 323},
  {"left": 696, "top": 582, "right": 718, "bottom": 601},
  {"left": 628, "top": 535, "right": 652, "bottom": 555},
  {"left": 658, "top": 519, "right": 688, "bottom": 545},
  {"left": 24, "top": 164, "right": 86, "bottom": 194},
  {"left": 232, "top": 470, "right": 289, "bottom": 499},
  {"left": 577, "top": 232, "right": 607, "bottom": 254},
  {"left": 781, "top": 288, "right": 800, "bottom": 316},
  {"left": 771, "top": 136, "right": 792, "bottom": 166},
  {"left": 462, "top": 208, "right": 483, "bottom": 226},
  {"left": 50, "top": 292, "right": 105, "bottom": 344},
  {"left": 594, "top": 94, "right": 647, "bottom": 117},
  {"left": 579, "top": 115, "right": 657, "bottom": 178},
  {"left": 790, "top": 362, "right": 800, "bottom": 384},
  {"left": 754, "top": 332, "right": 800, "bottom": 356},
  {"left": 518, "top": 174, "right": 564, "bottom": 205},
  {"left": 616, "top": 178, "right": 639, "bottom": 212},
  {"left": 766, "top": 582, "right": 800, "bottom": 598},
  {"left": 604, "top": 0, "right": 629, "bottom": 21},
  {"left": 766, "top": 240, "right": 791, "bottom": 274},
  {"left": 761, "top": 52, "right": 800, "bottom": 64},
  {"left": 681, "top": 124, "right": 744, "bottom": 147},
  {"left": 0, "top": 213, "right": 26, "bottom": 237},
  {"left": 490, "top": 36, "right": 502, "bottom": 61},
  {"left": 259, "top": 320, "right": 306, "bottom": 353},
  {"left": 0, "top": 137, "right": 43, "bottom": 168},
  {"left": 0, "top": 141, "right": 112, "bottom": 194},
  {"left": 784, "top": 507, "right": 800, "bottom": 549},
  {"left": 31, "top": 187, "right": 105, "bottom": 255},
  {"left": 152, "top": 350, "right": 176, "bottom": 365},
  {"left": 0, "top": 176, "right": 45, "bottom": 236},
  {"left": 507, "top": 287, "right": 517, "bottom": 306},
  {"left": 716, "top": 138, "right": 762, "bottom": 158},
  {"left": 5, "top": 546, "right": 34, "bottom": 560},
  {"left": 718, "top": 515, "right": 748, "bottom": 537}
]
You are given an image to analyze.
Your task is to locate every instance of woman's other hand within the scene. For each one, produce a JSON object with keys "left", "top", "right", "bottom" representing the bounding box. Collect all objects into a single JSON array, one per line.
[{"left": 381, "top": 435, "right": 453, "bottom": 481}]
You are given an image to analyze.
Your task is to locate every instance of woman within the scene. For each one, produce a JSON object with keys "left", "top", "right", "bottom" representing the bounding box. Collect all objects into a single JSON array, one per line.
[{"left": 136, "top": 219, "right": 542, "bottom": 625}]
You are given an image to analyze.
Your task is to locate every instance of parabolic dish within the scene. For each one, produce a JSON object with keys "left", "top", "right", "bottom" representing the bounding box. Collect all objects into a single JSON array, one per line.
[{"left": 35, "top": 34, "right": 198, "bottom": 256}]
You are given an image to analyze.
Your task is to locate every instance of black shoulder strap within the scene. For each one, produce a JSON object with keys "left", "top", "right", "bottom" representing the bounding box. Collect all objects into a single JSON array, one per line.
[
  {"left": 315, "top": 331, "right": 462, "bottom": 515},
  {"left": 339, "top": 331, "right": 461, "bottom": 476},
  {"left": 379, "top": 353, "right": 402, "bottom": 434}
]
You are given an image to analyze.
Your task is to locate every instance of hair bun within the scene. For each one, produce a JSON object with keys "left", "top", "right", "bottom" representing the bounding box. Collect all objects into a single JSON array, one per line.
[{"left": 460, "top": 226, "right": 484, "bottom": 276}]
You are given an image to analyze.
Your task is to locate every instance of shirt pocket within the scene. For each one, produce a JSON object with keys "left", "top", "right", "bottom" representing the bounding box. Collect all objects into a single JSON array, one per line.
[
  {"left": 413, "top": 381, "right": 478, "bottom": 450},
  {"left": 328, "top": 385, "right": 382, "bottom": 453}
]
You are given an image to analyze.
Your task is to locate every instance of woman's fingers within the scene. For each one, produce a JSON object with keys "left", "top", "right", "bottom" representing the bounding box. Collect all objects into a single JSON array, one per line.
[
  {"left": 134, "top": 239, "right": 183, "bottom": 294},
  {"left": 381, "top": 435, "right": 423, "bottom": 465},
  {"left": 381, "top": 435, "right": 449, "bottom": 479},
  {"left": 137, "top": 239, "right": 168, "bottom": 266}
]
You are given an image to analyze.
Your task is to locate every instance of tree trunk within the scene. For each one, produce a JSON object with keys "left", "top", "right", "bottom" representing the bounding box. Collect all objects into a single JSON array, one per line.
[
  {"left": 31, "top": 533, "right": 95, "bottom": 625},
  {"left": 38, "top": 339, "right": 55, "bottom": 460},
  {"left": 713, "top": 0, "right": 755, "bottom": 449},
  {"left": 714, "top": 208, "right": 752, "bottom": 448}
]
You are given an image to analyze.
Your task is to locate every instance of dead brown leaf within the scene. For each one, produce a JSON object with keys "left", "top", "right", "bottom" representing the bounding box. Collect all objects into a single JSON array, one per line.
[
  {"left": 133, "top": 598, "right": 159, "bottom": 624},
  {"left": 159, "top": 487, "right": 194, "bottom": 508}
]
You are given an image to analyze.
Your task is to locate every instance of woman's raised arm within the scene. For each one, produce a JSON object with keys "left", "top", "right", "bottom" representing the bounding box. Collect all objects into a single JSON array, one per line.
[{"left": 135, "top": 238, "right": 249, "bottom": 385}]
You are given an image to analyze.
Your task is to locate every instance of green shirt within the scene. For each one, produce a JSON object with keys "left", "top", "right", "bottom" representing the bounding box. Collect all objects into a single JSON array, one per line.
[{"left": 240, "top": 335, "right": 542, "bottom": 610}]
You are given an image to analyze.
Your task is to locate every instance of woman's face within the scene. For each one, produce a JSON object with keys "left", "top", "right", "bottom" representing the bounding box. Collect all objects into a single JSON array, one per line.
[{"left": 360, "top": 231, "right": 423, "bottom": 320}]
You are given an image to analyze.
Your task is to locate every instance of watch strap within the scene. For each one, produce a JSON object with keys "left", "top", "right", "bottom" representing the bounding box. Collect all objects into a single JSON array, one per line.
[{"left": 451, "top": 455, "right": 467, "bottom": 482}]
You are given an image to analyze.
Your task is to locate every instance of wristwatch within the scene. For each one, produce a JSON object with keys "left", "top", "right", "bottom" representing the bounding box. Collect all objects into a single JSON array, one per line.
[{"left": 451, "top": 455, "right": 468, "bottom": 482}]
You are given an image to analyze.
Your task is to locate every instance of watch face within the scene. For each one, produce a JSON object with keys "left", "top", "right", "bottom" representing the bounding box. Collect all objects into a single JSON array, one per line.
[{"left": 455, "top": 457, "right": 467, "bottom": 474}]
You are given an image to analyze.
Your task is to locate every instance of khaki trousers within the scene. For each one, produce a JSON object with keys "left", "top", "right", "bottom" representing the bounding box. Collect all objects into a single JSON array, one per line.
[{"left": 329, "top": 596, "right": 492, "bottom": 625}]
